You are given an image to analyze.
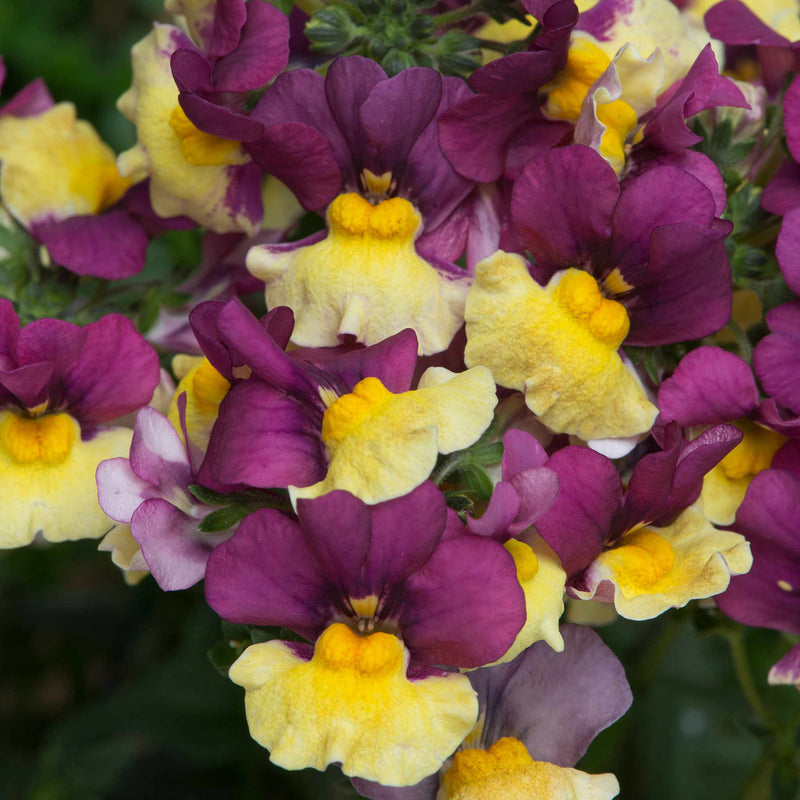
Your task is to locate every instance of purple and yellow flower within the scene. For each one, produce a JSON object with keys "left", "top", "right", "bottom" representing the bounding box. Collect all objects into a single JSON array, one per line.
[
  {"left": 658, "top": 345, "right": 798, "bottom": 524},
  {"left": 465, "top": 144, "right": 731, "bottom": 446},
  {"left": 206, "top": 482, "right": 526, "bottom": 785},
  {"left": 352, "top": 624, "right": 632, "bottom": 799},
  {"left": 192, "top": 298, "right": 497, "bottom": 505},
  {"left": 0, "top": 302, "right": 160, "bottom": 548},
  {"left": 244, "top": 57, "right": 477, "bottom": 354},
  {"left": 0, "top": 65, "right": 149, "bottom": 279},
  {"left": 532, "top": 425, "right": 752, "bottom": 618}
]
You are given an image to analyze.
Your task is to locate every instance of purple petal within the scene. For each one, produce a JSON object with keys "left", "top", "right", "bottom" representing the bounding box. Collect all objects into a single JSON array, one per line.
[
  {"left": 762, "top": 162, "right": 800, "bottom": 215},
  {"left": 1, "top": 77, "right": 53, "bottom": 117},
  {"left": 204, "top": 0, "right": 247, "bottom": 57},
  {"left": 401, "top": 535, "right": 526, "bottom": 668},
  {"left": 775, "top": 207, "right": 800, "bottom": 294},
  {"left": 171, "top": 47, "right": 212, "bottom": 94},
  {"left": 33, "top": 211, "right": 148, "bottom": 279},
  {"left": 64, "top": 315, "right": 160, "bottom": 424},
  {"left": 211, "top": 0, "right": 289, "bottom": 92},
  {"left": 204, "top": 508, "right": 328, "bottom": 639},
  {"left": 467, "top": 482, "right": 520, "bottom": 538},
  {"left": 502, "top": 429, "right": 549, "bottom": 475},
  {"left": 359, "top": 68, "right": 442, "bottom": 175},
  {"left": 507, "top": 467, "right": 561, "bottom": 534},
  {"left": 246, "top": 121, "right": 342, "bottom": 210},
  {"left": 198, "top": 379, "right": 326, "bottom": 490},
  {"left": 705, "top": 0, "right": 791, "bottom": 47},
  {"left": 178, "top": 92, "right": 264, "bottom": 140},
  {"left": 439, "top": 93, "right": 537, "bottom": 183},
  {"left": 785, "top": 75, "right": 800, "bottom": 162},
  {"left": 612, "top": 167, "right": 717, "bottom": 271},
  {"left": 469, "top": 51, "right": 558, "bottom": 95},
  {"left": 532, "top": 446, "right": 622, "bottom": 578},
  {"left": 623, "top": 223, "right": 732, "bottom": 346},
  {"left": 618, "top": 444, "right": 680, "bottom": 532},
  {"left": 769, "top": 643, "right": 800, "bottom": 686},
  {"left": 754, "top": 303, "right": 800, "bottom": 415},
  {"left": 658, "top": 346, "right": 759, "bottom": 426},
  {"left": 128, "top": 407, "right": 193, "bottom": 492},
  {"left": 470, "top": 624, "right": 632, "bottom": 765},
  {"left": 512, "top": 145, "right": 618, "bottom": 273},
  {"left": 296, "top": 482, "right": 447, "bottom": 599},
  {"left": 96, "top": 457, "right": 157, "bottom": 523},
  {"left": 717, "top": 469, "right": 800, "bottom": 634},
  {"left": 350, "top": 775, "right": 439, "bottom": 800}
]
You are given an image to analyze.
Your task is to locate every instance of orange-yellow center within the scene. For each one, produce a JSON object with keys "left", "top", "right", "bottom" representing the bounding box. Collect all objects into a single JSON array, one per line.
[
  {"left": 321, "top": 376, "right": 395, "bottom": 454},
  {"left": 720, "top": 418, "right": 787, "bottom": 481},
  {"left": 327, "top": 193, "right": 420, "bottom": 240},
  {"left": 603, "top": 528, "right": 675, "bottom": 595},
  {"left": 0, "top": 412, "right": 76, "bottom": 464},
  {"left": 314, "top": 622, "right": 403, "bottom": 677}
]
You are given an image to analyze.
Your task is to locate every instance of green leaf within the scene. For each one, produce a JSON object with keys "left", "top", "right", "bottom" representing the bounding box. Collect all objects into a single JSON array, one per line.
[
  {"left": 188, "top": 484, "right": 234, "bottom": 506},
  {"left": 456, "top": 462, "right": 495, "bottom": 501},
  {"left": 198, "top": 504, "right": 257, "bottom": 533},
  {"left": 206, "top": 638, "right": 247, "bottom": 677}
]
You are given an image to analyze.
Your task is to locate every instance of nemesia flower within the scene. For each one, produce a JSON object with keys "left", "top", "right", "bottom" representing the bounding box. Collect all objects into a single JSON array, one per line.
[
  {"left": 192, "top": 298, "right": 497, "bottom": 504},
  {"left": 716, "top": 448, "right": 800, "bottom": 686},
  {"left": 117, "top": 17, "right": 270, "bottom": 234},
  {"left": 0, "top": 65, "right": 149, "bottom": 279},
  {"left": 0, "top": 301, "right": 160, "bottom": 547},
  {"left": 206, "top": 483, "right": 526, "bottom": 784},
  {"left": 97, "top": 404, "right": 232, "bottom": 591},
  {"left": 532, "top": 424, "right": 752, "bottom": 619},
  {"left": 658, "top": 345, "right": 798, "bottom": 524},
  {"left": 465, "top": 145, "right": 732, "bottom": 446},
  {"left": 244, "top": 56, "right": 477, "bottom": 354},
  {"left": 352, "top": 624, "right": 632, "bottom": 799},
  {"left": 439, "top": 0, "right": 711, "bottom": 182}
]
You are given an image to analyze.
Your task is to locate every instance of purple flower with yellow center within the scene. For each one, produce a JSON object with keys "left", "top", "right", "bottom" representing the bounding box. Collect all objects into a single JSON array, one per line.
[
  {"left": 439, "top": 0, "right": 712, "bottom": 183},
  {"left": 532, "top": 424, "right": 752, "bottom": 619},
  {"left": 658, "top": 345, "right": 798, "bottom": 525},
  {"left": 97, "top": 404, "right": 231, "bottom": 591},
  {"left": 0, "top": 301, "right": 160, "bottom": 548},
  {"left": 716, "top": 449, "right": 800, "bottom": 687},
  {"left": 206, "top": 482, "right": 526, "bottom": 785},
  {"left": 465, "top": 144, "right": 731, "bottom": 446},
  {"left": 0, "top": 66, "right": 150, "bottom": 279},
  {"left": 243, "top": 56, "right": 477, "bottom": 354},
  {"left": 352, "top": 624, "right": 632, "bottom": 800},
  {"left": 116, "top": 4, "right": 281, "bottom": 235},
  {"left": 192, "top": 298, "right": 497, "bottom": 505}
]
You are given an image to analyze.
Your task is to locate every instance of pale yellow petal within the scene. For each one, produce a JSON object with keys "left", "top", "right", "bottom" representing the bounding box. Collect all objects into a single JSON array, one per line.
[
  {"left": 230, "top": 624, "right": 478, "bottom": 785},
  {"left": 98, "top": 523, "right": 149, "bottom": 585},
  {"left": 576, "top": 505, "right": 752, "bottom": 620},
  {"left": 247, "top": 193, "right": 469, "bottom": 355},
  {"left": 465, "top": 252, "right": 657, "bottom": 441}
]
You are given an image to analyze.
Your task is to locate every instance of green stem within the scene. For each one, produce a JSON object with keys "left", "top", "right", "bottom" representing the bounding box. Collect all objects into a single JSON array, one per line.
[
  {"left": 431, "top": 0, "right": 485, "bottom": 27},
  {"left": 727, "top": 629, "right": 772, "bottom": 728},
  {"left": 433, "top": 452, "right": 466, "bottom": 485}
]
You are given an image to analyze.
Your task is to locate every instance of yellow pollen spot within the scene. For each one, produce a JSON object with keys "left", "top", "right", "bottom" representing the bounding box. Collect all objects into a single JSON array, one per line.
[
  {"left": 327, "top": 193, "right": 420, "bottom": 240},
  {"left": 315, "top": 622, "right": 403, "bottom": 676},
  {"left": 350, "top": 595, "right": 380, "bottom": 619},
  {"left": 0, "top": 412, "right": 76, "bottom": 465},
  {"left": 543, "top": 38, "right": 612, "bottom": 122},
  {"left": 321, "top": 376, "right": 394, "bottom": 454},
  {"left": 504, "top": 539, "right": 540, "bottom": 583},
  {"left": 168, "top": 105, "right": 245, "bottom": 167},
  {"left": 603, "top": 528, "right": 675, "bottom": 596},
  {"left": 720, "top": 418, "right": 787, "bottom": 481},
  {"left": 778, "top": 580, "right": 794, "bottom": 592},
  {"left": 602, "top": 267, "right": 634, "bottom": 296},
  {"left": 553, "top": 269, "right": 630, "bottom": 347},
  {"left": 361, "top": 169, "right": 394, "bottom": 201}
]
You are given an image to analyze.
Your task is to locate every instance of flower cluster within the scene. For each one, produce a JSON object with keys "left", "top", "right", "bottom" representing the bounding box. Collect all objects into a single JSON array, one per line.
[{"left": 1, "top": 0, "right": 800, "bottom": 795}]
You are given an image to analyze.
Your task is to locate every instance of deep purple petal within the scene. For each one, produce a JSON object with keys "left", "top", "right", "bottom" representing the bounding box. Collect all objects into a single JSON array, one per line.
[
  {"left": 762, "top": 162, "right": 800, "bottom": 215},
  {"left": 717, "top": 470, "right": 800, "bottom": 634},
  {"left": 705, "top": 0, "right": 791, "bottom": 47},
  {"left": 203, "top": 0, "right": 248, "bottom": 57},
  {"left": 501, "top": 429, "right": 549, "bottom": 476},
  {"left": 470, "top": 624, "right": 632, "bottom": 765},
  {"left": 532, "top": 447, "right": 622, "bottom": 577},
  {"left": 33, "top": 211, "right": 148, "bottom": 279},
  {"left": 171, "top": 47, "right": 212, "bottom": 94},
  {"left": 204, "top": 508, "right": 328, "bottom": 638},
  {"left": 623, "top": 223, "right": 732, "bottom": 346},
  {"left": 469, "top": 51, "right": 557, "bottom": 95},
  {"left": 775, "top": 207, "right": 800, "bottom": 294},
  {"left": 64, "top": 315, "right": 160, "bottom": 424},
  {"left": 199, "top": 379, "right": 327, "bottom": 490},
  {"left": 178, "top": 92, "right": 264, "bottom": 140},
  {"left": 507, "top": 467, "right": 561, "bottom": 534},
  {"left": 401, "top": 535, "right": 526, "bottom": 668},
  {"left": 1, "top": 77, "right": 53, "bottom": 117},
  {"left": 296, "top": 482, "right": 447, "bottom": 599},
  {"left": 467, "top": 482, "right": 520, "bottom": 538},
  {"left": 754, "top": 303, "right": 800, "bottom": 415},
  {"left": 785, "top": 75, "right": 800, "bottom": 162},
  {"left": 512, "top": 145, "right": 618, "bottom": 272},
  {"left": 658, "top": 346, "right": 759, "bottom": 426},
  {"left": 211, "top": 0, "right": 289, "bottom": 92}
]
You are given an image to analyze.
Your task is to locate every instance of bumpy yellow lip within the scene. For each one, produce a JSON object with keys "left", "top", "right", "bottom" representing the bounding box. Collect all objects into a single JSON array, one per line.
[
  {"left": 169, "top": 106, "right": 246, "bottom": 167},
  {"left": 246, "top": 192, "right": 470, "bottom": 355},
  {"left": 228, "top": 623, "right": 478, "bottom": 785}
]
